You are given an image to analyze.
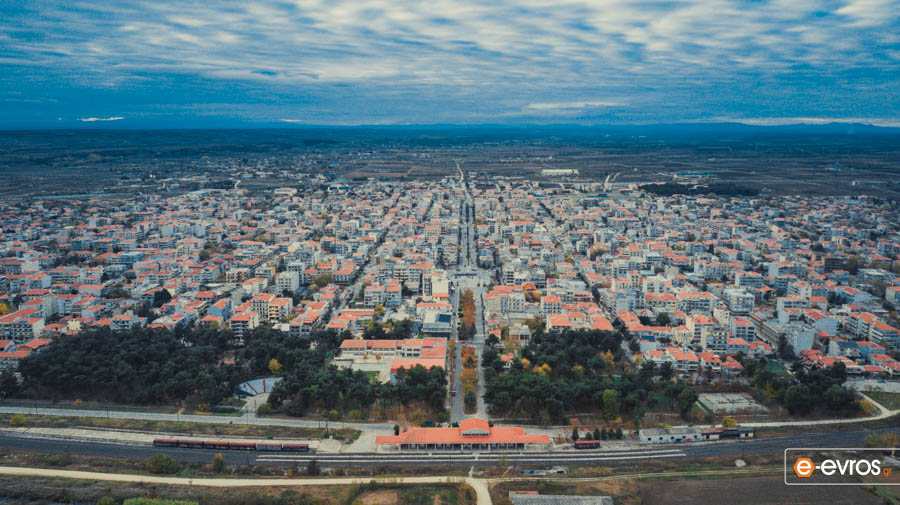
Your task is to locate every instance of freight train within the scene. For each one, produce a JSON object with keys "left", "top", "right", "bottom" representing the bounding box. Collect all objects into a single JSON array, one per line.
[{"left": 152, "top": 438, "right": 310, "bottom": 452}]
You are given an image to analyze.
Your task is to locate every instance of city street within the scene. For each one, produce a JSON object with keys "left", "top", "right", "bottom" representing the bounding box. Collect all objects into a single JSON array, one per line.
[{"left": 450, "top": 164, "right": 490, "bottom": 422}]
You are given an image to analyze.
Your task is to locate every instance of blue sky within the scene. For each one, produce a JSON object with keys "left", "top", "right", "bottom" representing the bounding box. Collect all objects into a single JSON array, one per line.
[{"left": 2, "top": 0, "right": 899, "bottom": 128}]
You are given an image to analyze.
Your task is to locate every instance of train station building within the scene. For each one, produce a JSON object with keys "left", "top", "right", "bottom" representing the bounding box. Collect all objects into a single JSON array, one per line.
[{"left": 375, "top": 417, "right": 550, "bottom": 451}]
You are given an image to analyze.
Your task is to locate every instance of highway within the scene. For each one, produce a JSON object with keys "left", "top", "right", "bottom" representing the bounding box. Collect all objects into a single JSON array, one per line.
[{"left": 2, "top": 427, "right": 896, "bottom": 468}]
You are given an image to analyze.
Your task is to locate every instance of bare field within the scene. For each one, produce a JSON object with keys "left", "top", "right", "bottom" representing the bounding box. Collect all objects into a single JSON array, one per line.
[
  {"left": 2, "top": 128, "right": 898, "bottom": 199},
  {"left": 640, "top": 475, "right": 888, "bottom": 505}
]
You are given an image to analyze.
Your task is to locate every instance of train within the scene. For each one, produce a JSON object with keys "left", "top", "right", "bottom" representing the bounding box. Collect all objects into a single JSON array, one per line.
[
  {"left": 574, "top": 440, "right": 601, "bottom": 449},
  {"left": 152, "top": 438, "right": 310, "bottom": 452}
]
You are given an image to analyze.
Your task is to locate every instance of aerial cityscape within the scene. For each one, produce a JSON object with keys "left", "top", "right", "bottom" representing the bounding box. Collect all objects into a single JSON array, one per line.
[{"left": 2, "top": 1, "right": 900, "bottom": 504}]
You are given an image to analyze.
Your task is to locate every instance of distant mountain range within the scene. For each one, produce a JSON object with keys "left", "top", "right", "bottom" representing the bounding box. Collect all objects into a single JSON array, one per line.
[{"left": 2, "top": 121, "right": 899, "bottom": 135}]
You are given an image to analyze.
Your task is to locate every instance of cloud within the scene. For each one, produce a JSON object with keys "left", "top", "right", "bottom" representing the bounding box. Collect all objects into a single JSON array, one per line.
[
  {"left": 279, "top": 119, "right": 304, "bottom": 123},
  {"left": 714, "top": 116, "right": 900, "bottom": 128},
  {"left": 77, "top": 116, "right": 125, "bottom": 122},
  {"left": 527, "top": 101, "right": 623, "bottom": 110},
  {"left": 0, "top": 0, "right": 898, "bottom": 125}
]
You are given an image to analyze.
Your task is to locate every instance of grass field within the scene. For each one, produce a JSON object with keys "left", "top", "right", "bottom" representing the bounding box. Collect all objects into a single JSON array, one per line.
[
  {"left": 1, "top": 413, "right": 360, "bottom": 441},
  {"left": 866, "top": 391, "right": 900, "bottom": 410},
  {"left": 764, "top": 360, "right": 789, "bottom": 375},
  {"left": 0, "top": 399, "right": 177, "bottom": 414}
]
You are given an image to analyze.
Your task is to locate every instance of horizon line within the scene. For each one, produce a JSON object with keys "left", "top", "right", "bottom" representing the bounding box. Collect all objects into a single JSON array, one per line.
[{"left": 2, "top": 120, "right": 900, "bottom": 132}]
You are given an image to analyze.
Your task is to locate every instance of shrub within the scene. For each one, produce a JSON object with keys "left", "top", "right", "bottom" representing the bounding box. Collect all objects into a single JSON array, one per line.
[
  {"left": 123, "top": 499, "right": 199, "bottom": 505},
  {"left": 97, "top": 497, "right": 116, "bottom": 505},
  {"left": 147, "top": 454, "right": 179, "bottom": 475},
  {"left": 9, "top": 414, "right": 26, "bottom": 427},
  {"left": 45, "top": 454, "right": 71, "bottom": 466},
  {"left": 212, "top": 453, "right": 226, "bottom": 474}
]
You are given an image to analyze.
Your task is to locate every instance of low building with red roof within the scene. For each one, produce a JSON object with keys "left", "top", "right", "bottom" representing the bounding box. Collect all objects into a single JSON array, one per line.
[{"left": 376, "top": 417, "right": 549, "bottom": 451}]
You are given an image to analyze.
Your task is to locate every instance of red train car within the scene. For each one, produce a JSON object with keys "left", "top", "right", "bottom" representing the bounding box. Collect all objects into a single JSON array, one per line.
[{"left": 229, "top": 442, "right": 256, "bottom": 451}]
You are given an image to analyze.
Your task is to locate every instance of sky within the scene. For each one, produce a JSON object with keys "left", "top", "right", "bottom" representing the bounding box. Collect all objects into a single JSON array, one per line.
[{"left": 2, "top": 0, "right": 899, "bottom": 128}]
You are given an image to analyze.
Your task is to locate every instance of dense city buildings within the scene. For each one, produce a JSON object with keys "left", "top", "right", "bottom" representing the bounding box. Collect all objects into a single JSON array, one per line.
[{"left": 2, "top": 174, "right": 898, "bottom": 387}]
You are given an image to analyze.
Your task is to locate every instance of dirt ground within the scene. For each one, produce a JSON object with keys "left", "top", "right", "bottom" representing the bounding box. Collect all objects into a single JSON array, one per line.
[
  {"left": 640, "top": 476, "right": 884, "bottom": 505},
  {"left": 358, "top": 489, "right": 402, "bottom": 505}
]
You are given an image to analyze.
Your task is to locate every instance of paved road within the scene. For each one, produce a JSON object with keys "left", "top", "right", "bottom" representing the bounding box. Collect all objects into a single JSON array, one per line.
[
  {"left": 3, "top": 426, "right": 895, "bottom": 469},
  {"left": 0, "top": 466, "right": 493, "bottom": 505},
  {"left": 453, "top": 173, "right": 489, "bottom": 420}
]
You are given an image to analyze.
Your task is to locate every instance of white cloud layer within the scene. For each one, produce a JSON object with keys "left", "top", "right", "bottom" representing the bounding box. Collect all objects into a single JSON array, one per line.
[
  {"left": 77, "top": 116, "right": 125, "bottom": 122},
  {"left": 528, "top": 101, "right": 623, "bottom": 110},
  {"left": 1, "top": 0, "right": 898, "bottom": 124}
]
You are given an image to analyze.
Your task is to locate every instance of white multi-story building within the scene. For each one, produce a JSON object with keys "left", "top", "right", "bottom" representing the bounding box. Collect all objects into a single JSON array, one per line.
[
  {"left": 276, "top": 271, "right": 300, "bottom": 293},
  {"left": 724, "top": 288, "right": 754, "bottom": 315}
]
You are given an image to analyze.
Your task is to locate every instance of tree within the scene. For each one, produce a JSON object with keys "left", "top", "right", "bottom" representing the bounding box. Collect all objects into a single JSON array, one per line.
[
  {"left": 676, "top": 386, "right": 698, "bottom": 420},
  {"left": 268, "top": 358, "right": 283, "bottom": 376},
  {"left": 823, "top": 383, "right": 857, "bottom": 412},
  {"left": 152, "top": 289, "right": 172, "bottom": 308},
  {"left": 212, "top": 453, "right": 226, "bottom": 473},
  {"left": 593, "top": 428, "right": 601, "bottom": 441},
  {"left": 777, "top": 336, "right": 795, "bottom": 361},
  {"left": 534, "top": 363, "right": 552, "bottom": 377},
  {"left": 721, "top": 416, "right": 737, "bottom": 428},
  {"left": 312, "top": 272, "right": 333, "bottom": 288},
  {"left": 659, "top": 362, "right": 674, "bottom": 381},
  {"left": 0, "top": 371, "right": 20, "bottom": 398},
  {"left": 465, "top": 390, "right": 477, "bottom": 411},
  {"left": 571, "top": 428, "right": 580, "bottom": 442},
  {"left": 600, "top": 427, "right": 608, "bottom": 440},
  {"left": 866, "top": 433, "right": 899, "bottom": 448},
  {"left": 602, "top": 389, "right": 620, "bottom": 420},
  {"left": 307, "top": 459, "right": 321, "bottom": 476},
  {"left": 10, "top": 413, "right": 26, "bottom": 427},
  {"left": 845, "top": 256, "right": 860, "bottom": 275},
  {"left": 147, "top": 454, "right": 179, "bottom": 474},
  {"left": 614, "top": 428, "right": 623, "bottom": 439},
  {"left": 600, "top": 350, "right": 615, "bottom": 370},
  {"left": 18, "top": 326, "right": 238, "bottom": 406},
  {"left": 784, "top": 384, "right": 812, "bottom": 416},
  {"left": 106, "top": 286, "right": 130, "bottom": 299},
  {"left": 394, "top": 424, "right": 400, "bottom": 436}
]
